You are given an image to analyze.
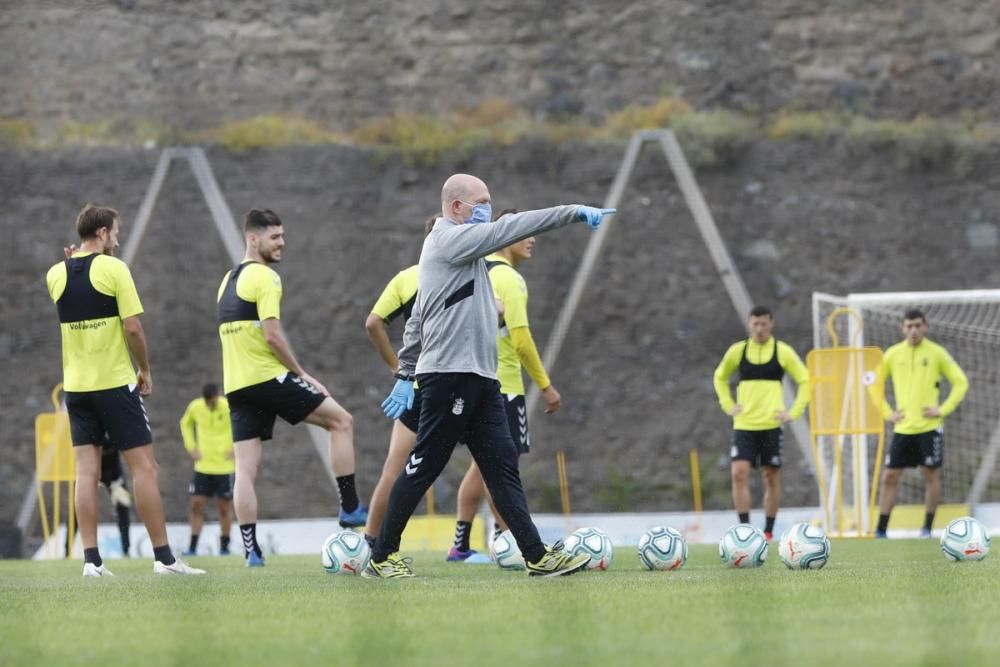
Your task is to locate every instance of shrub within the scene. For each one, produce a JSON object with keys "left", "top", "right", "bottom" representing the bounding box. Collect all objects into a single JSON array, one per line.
[
  {"left": 672, "top": 110, "right": 758, "bottom": 166},
  {"left": 209, "top": 115, "right": 337, "bottom": 151},
  {"left": 0, "top": 119, "right": 35, "bottom": 148}
]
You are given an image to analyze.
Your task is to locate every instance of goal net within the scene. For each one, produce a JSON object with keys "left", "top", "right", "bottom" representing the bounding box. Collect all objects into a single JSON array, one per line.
[{"left": 813, "top": 291, "right": 1000, "bottom": 509}]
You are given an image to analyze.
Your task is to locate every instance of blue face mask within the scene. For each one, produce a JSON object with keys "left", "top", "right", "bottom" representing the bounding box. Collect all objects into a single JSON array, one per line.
[{"left": 460, "top": 201, "right": 492, "bottom": 224}]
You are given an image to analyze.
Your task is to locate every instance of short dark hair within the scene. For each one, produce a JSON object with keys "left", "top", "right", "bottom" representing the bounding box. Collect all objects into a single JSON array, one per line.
[
  {"left": 244, "top": 208, "right": 283, "bottom": 233},
  {"left": 749, "top": 305, "right": 773, "bottom": 319},
  {"left": 494, "top": 208, "right": 518, "bottom": 221},
  {"left": 201, "top": 383, "right": 219, "bottom": 400},
  {"left": 903, "top": 309, "right": 926, "bottom": 323},
  {"left": 76, "top": 204, "right": 119, "bottom": 240},
  {"left": 423, "top": 214, "right": 438, "bottom": 237}
]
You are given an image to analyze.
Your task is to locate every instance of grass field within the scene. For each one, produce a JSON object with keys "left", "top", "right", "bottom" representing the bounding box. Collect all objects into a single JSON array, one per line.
[{"left": 1, "top": 539, "right": 996, "bottom": 666}]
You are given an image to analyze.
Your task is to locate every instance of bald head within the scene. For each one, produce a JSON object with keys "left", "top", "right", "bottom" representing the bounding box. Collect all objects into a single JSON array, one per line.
[{"left": 441, "top": 173, "right": 491, "bottom": 222}]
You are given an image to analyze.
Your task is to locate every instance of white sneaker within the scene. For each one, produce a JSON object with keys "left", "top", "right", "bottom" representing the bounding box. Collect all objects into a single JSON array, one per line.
[
  {"left": 153, "top": 558, "right": 206, "bottom": 575},
  {"left": 82, "top": 562, "right": 114, "bottom": 577}
]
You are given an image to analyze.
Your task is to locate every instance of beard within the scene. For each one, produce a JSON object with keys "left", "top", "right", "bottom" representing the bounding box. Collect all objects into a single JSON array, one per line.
[{"left": 260, "top": 248, "right": 281, "bottom": 263}]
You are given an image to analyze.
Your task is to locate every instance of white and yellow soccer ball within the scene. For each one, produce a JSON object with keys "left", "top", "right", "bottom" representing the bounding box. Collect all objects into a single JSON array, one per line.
[
  {"left": 719, "top": 524, "right": 768, "bottom": 568},
  {"left": 564, "top": 527, "right": 614, "bottom": 570},
  {"left": 777, "top": 522, "right": 830, "bottom": 570},
  {"left": 321, "top": 530, "right": 370, "bottom": 575},
  {"left": 940, "top": 517, "right": 991, "bottom": 562},
  {"left": 637, "top": 526, "right": 687, "bottom": 571},
  {"left": 492, "top": 530, "right": 526, "bottom": 570}
]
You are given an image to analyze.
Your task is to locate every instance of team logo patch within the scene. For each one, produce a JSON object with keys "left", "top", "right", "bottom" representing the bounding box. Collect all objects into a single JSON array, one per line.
[{"left": 452, "top": 398, "right": 465, "bottom": 415}]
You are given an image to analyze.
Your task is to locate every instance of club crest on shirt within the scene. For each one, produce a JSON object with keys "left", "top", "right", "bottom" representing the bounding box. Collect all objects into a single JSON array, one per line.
[{"left": 452, "top": 398, "right": 465, "bottom": 415}]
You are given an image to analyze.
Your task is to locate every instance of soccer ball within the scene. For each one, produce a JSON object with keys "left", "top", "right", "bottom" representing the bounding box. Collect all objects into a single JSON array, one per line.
[
  {"left": 940, "top": 517, "right": 991, "bottom": 562},
  {"left": 719, "top": 524, "right": 768, "bottom": 568},
  {"left": 637, "top": 526, "right": 687, "bottom": 571},
  {"left": 777, "top": 522, "right": 830, "bottom": 570},
  {"left": 492, "top": 530, "right": 526, "bottom": 570},
  {"left": 564, "top": 527, "right": 613, "bottom": 571},
  {"left": 321, "top": 530, "right": 370, "bottom": 575}
]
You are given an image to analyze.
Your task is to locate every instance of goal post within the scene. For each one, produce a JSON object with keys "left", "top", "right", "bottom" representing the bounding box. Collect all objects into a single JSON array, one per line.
[{"left": 812, "top": 290, "right": 1000, "bottom": 512}]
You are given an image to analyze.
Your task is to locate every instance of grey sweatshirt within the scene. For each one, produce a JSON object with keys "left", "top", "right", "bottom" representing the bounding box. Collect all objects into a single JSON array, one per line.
[{"left": 397, "top": 205, "right": 579, "bottom": 379}]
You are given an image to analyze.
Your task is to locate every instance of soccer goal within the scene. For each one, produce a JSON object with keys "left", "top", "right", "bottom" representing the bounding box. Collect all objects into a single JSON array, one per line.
[{"left": 812, "top": 290, "right": 1000, "bottom": 513}]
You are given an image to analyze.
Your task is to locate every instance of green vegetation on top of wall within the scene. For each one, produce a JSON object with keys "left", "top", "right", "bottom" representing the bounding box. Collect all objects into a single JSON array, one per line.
[{"left": 4, "top": 97, "right": 1000, "bottom": 171}]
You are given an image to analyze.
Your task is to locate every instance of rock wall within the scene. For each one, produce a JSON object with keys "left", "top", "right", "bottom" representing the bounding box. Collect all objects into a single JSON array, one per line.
[{"left": 4, "top": 1, "right": 1000, "bottom": 129}]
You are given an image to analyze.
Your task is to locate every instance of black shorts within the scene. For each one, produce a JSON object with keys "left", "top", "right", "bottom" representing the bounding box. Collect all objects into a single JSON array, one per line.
[
  {"left": 189, "top": 471, "right": 234, "bottom": 499},
  {"left": 398, "top": 386, "right": 422, "bottom": 433},
  {"left": 227, "top": 373, "right": 326, "bottom": 442},
  {"left": 886, "top": 430, "right": 943, "bottom": 469},
  {"left": 65, "top": 385, "right": 152, "bottom": 451},
  {"left": 731, "top": 428, "right": 783, "bottom": 468},
  {"left": 100, "top": 447, "right": 124, "bottom": 486},
  {"left": 504, "top": 394, "right": 530, "bottom": 454}
]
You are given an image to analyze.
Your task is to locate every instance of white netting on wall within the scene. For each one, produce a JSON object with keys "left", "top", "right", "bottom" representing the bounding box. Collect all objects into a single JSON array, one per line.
[{"left": 813, "top": 291, "right": 1000, "bottom": 507}]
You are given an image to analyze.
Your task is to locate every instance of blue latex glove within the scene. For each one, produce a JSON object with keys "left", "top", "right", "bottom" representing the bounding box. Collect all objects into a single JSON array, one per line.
[
  {"left": 576, "top": 206, "right": 616, "bottom": 230},
  {"left": 381, "top": 378, "right": 415, "bottom": 419}
]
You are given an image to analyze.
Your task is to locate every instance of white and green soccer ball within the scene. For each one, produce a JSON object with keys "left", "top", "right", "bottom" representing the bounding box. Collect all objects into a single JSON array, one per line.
[
  {"left": 564, "top": 527, "right": 613, "bottom": 571},
  {"left": 491, "top": 530, "right": 526, "bottom": 570},
  {"left": 321, "top": 530, "right": 370, "bottom": 575},
  {"left": 940, "top": 517, "right": 991, "bottom": 562},
  {"left": 719, "top": 524, "right": 768, "bottom": 568},
  {"left": 777, "top": 522, "right": 830, "bottom": 570},
  {"left": 637, "top": 526, "right": 687, "bottom": 571}
]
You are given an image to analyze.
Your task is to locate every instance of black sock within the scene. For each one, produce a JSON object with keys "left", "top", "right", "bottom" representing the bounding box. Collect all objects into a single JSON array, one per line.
[
  {"left": 153, "top": 544, "right": 175, "bottom": 565},
  {"left": 877, "top": 513, "right": 890, "bottom": 532},
  {"left": 240, "top": 523, "right": 261, "bottom": 557},
  {"left": 453, "top": 521, "right": 472, "bottom": 552},
  {"left": 924, "top": 512, "right": 935, "bottom": 531},
  {"left": 493, "top": 523, "right": 503, "bottom": 541},
  {"left": 336, "top": 474, "right": 359, "bottom": 513},
  {"left": 115, "top": 504, "right": 130, "bottom": 554},
  {"left": 84, "top": 547, "right": 102, "bottom": 567},
  {"left": 764, "top": 516, "right": 776, "bottom": 534},
  {"left": 221, "top": 536, "right": 231, "bottom": 552},
  {"left": 189, "top": 534, "right": 200, "bottom": 552},
  {"left": 364, "top": 534, "right": 376, "bottom": 550},
  {"left": 738, "top": 512, "right": 750, "bottom": 524}
]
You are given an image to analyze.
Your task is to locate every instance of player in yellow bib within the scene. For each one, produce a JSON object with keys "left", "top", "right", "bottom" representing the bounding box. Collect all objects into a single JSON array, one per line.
[
  {"left": 218, "top": 208, "right": 363, "bottom": 567},
  {"left": 875, "top": 309, "right": 968, "bottom": 538},
  {"left": 46, "top": 204, "right": 203, "bottom": 576},
  {"left": 447, "top": 209, "right": 564, "bottom": 559},
  {"left": 713, "top": 305, "right": 809, "bottom": 540},
  {"left": 179, "top": 383, "right": 235, "bottom": 556}
]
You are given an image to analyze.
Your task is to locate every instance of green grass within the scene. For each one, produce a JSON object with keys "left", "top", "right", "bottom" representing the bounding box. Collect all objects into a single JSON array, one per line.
[{"left": 1, "top": 540, "right": 996, "bottom": 666}]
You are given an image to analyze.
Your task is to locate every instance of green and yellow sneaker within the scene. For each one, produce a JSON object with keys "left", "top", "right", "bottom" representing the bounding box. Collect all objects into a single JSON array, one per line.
[
  {"left": 361, "top": 554, "right": 415, "bottom": 579},
  {"left": 525, "top": 541, "right": 590, "bottom": 578}
]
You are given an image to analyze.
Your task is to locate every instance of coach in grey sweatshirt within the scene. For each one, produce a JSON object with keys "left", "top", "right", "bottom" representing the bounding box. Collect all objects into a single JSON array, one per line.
[{"left": 365, "top": 173, "right": 614, "bottom": 579}]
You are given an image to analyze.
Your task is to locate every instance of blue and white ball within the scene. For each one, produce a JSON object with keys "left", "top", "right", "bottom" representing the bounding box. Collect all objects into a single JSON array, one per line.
[
  {"left": 564, "top": 527, "right": 613, "bottom": 570},
  {"left": 637, "top": 526, "right": 687, "bottom": 571},
  {"left": 777, "top": 522, "right": 830, "bottom": 570},
  {"left": 321, "top": 530, "right": 370, "bottom": 575},
  {"left": 940, "top": 517, "right": 991, "bottom": 562},
  {"left": 492, "top": 530, "right": 526, "bottom": 570},
  {"left": 719, "top": 524, "right": 768, "bottom": 568}
]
